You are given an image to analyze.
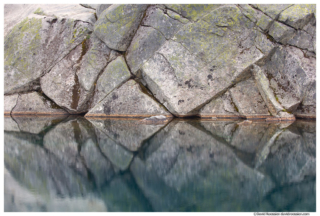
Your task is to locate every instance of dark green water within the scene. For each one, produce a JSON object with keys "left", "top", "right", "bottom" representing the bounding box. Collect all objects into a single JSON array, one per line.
[{"left": 4, "top": 116, "right": 316, "bottom": 212}]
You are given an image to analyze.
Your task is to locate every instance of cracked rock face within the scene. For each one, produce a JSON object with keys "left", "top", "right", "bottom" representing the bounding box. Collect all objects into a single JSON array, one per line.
[
  {"left": 93, "top": 4, "right": 148, "bottom": 51},
  {"left": 3, "top": 4, "right": 317, "bottom": 119},
  {"left": 140, "top": 5, "right": 269, "bottom": 116},
  {"left": 12, "top": 92, "right": 68, "bottom": 116},
  {"left": 86, "top": 79, "right": 172, "bottom": 118},
  {"left": 4, "top": 15, "right": 92, "bottom": 95}
]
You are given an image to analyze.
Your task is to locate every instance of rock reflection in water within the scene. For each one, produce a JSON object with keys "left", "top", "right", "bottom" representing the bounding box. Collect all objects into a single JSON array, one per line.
[{"left": 4, "top": 116, "right": 316, "bottom": 212}]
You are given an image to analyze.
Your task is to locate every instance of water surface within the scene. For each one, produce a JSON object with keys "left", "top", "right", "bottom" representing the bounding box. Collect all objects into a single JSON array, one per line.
[{"left": 4, "top": 116, "right": 316, "bottom": 212}]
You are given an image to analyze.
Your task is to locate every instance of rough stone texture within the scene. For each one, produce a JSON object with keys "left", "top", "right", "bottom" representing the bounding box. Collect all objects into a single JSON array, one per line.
[
  {"left": 4, "top": 13, "right": 92, "bottom": 95},
  {"left": 252, "top": 64, "right": 295, "bottom": 120},
  {"left": 251, "top": 4, "right": 293, "bottom": 20},
  {"left": 237, "top": 4, "right": 273, "bottom": 32},
  {"left": 92, "top": 56, "right": 131, "bottom": 106},
  {"left": 165, "top": 4, "right": 223, "bottom": 21},
  {"left": 229, "top": 78, "right": 270, "bottom": 118},
  {"left": 96, "top": 4, "right": 112, "bottom": 18},
  {"left": 278, "top": 4, "right": 316, "bottom": 29},
  {"left": 126, "top": 26, "right": 167, "bottom": 74},
  {"left": 199, "top": 120, "right": 240, "bottom": 143},
  {"left": 88, "top": 118, "right": 167, "bottom": 152},
  {"left": 11, "top": 92, "right": 68, "bottom": 116},
  {"left": 288, "top": 30, "right": 314, "bottom": 52},
  {"left": 4, "top": 4, "right": 96, "bottom": 37},
  {"left": 199, "top": 91, "right": 240, "bottom": 118},
  {"left": 80, "top": 4, "right": 100, "bottom": 10},
  {"left": 93, "top": 4, "right": 148, "bottom": 51},
  {"left": 142, "top": 6, "right": 185, "bottom": 40},
  {"left": 86, "top": 80, "right": 172, "bottom": 118},
  {"left": 268, "top": 21, "right": 296, "bottom": 44},
  {"left": 40, "top": 34, "right": 111, "bottom": 114},
  {"left": 141, "top": 6, "right": 271, "bottom": 117},
  {"left": 294, "top": 80, "right": 316, "bottom": 118},
  {"left": 4, "top": 94, "right": 19, "bottom": 115},
  {"left": 258, "top": 46, "right": 315, "bottom": 115}
]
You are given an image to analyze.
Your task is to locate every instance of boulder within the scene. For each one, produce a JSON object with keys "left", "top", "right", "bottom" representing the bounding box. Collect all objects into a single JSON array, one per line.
[
  {"left": 141, "top": 6, "right": 272, "bottom": 116},
  {"left": 96, "top": 4, "right": 112, "bottom": 18},
  {"left": 229, "top": 78, "right": 270, "bottom": 118},
  {"left": 268, "top": 21, "right": 296, "bottom": 44},
  {"left": 41, "top": 34, "right": 111, "bottom": 114},
  {"left": 93, "top": 4, "right": 148, "bottom": 51},
  {"left": 250, "top": 4, "right": 293, "bottom": 19},
  {"left": 198, "top": 91, "right": 240, "bottom": 118},
  {"left": 278, "top": 4, "right": 316, "bottom": 29},
  {"left": 86, "top": 80, "right": 172, "bottom": 118},
  {"left": 92, "top": 56, "right": 131, "bottom": 106},
  {"left": 4, "top": 4, "right": 96, "bottom": 37},
  {"left": 4, "top": 14, "right": 92, "bottom": 95},
  {"left": 11, "top": 92, "right": 68, "bottom": 116}
]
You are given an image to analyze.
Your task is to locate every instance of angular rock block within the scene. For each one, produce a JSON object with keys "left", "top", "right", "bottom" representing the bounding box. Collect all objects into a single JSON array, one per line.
[
  {"left": 94, "top": 4, "right": 148, "bottom": 51},
  {"left": 141, "top": 6, "right": 270, "bottom": 116},
  {"left": 86, "top": 79, "right": 172, "bottom": 118},
  {"left": 4, "top": 14, "right": 91, "bottom": 95},
  {"left": 11, "top": 92, "right": 68, "bottom": 116},
  {"left": 41, "top": 34, "right": 112, "bottom": 114}
]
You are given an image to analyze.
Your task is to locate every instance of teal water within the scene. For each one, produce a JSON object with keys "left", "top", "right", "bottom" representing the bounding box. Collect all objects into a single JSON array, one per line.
[{"left": 4, "top": 116, "right": 316, "bottom": 212}]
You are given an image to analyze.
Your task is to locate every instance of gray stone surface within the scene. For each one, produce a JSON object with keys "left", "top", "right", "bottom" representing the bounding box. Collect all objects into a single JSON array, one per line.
[
  {"left": 86, "top": 80, "right": 172, "bottom": 118},
  {"left": 268, "top": 21, "right": 296, "bottom": 44},
  {"left": 229, "top": 78, "right": 270, "bottom": 118},
  {"left": 96, "top": 4, "right": 112, "bottom": 18},
  {"left": 126, "top": 26, "right": 167, "bottom": 74},
  {"left": 4, "top": 14, "right": 92, "bottom": 95},
  {"left": 4, "top": 4, "right": 96, "bottom": 37},
  {"left": 251, "top": 4, "right": 293, "bottom": 19},
  {"left": 199, "top": 91, "right": 240, "bottom": 118},
  {"left": 92, "top": 56, "right": 131, "bottom": 106},
  {"left": 93, "top": 4, "right": 148, "bottom": 51},
  {"left": 141, "top": 6, "right": 270, "bottom": 117},
  {"left": 165, "top": 4, "right": 223, "bottom": 21},
  {"left": 12, "top": 92, "right": 68, "bottom": 115},
  {"left": 252, "top": 64, "right": 293, "bottom": 119},
  {"left": 4, "top": 94, "right": 19, "bottom": 115},
  {"left": 258, "top": 46, "right": 315, "bottom": 114},
  {"left": 41, "top": 34, "right": 111, "bottom": 114},
  {"left": 142, "top": 6, "right": 185, "bottom": 40},
  {"left": 278, "top": 4, "right": 316, "bottom": 29}
]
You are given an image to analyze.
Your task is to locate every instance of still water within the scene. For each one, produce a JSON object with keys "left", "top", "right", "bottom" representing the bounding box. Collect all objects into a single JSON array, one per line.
[{"left": 4, "top": 116, "right": 316, "bottom": 212}]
